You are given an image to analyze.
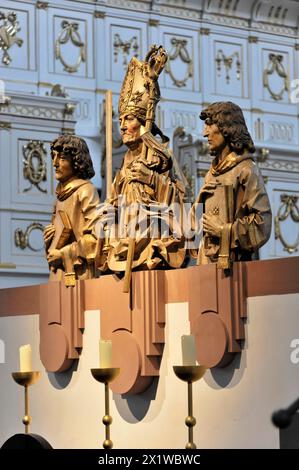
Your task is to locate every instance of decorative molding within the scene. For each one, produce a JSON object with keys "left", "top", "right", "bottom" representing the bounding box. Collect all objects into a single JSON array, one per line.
[
  {"left": 22, "top": 140, "right": 47, "bottom": 193},
  {"left": 113, "top": 33, "right": 139, "bottom": 68},
  {"left": 55, "top": 21, "right": 86, "bottom": 73},
  {"left": 275, "top": 195, "right": 299, "bottom": 253},
  {"left": 0, "top": 11, "right": 23, "bottom": 66},
  {"left": 263, "top": 53, "right": 289, "bottom": 101},
  {"left": 203, "top": 13, "right": 248, "bottom": 28},
  {"left": 215, "top": 49, "right": 241, "bottom": 84},
  {"left": 165, "top": 38, "right": 193, "bottom": 88},
  {"left": 36, "top": 1, "right": 48, "bottom": 9},
  {"left": 248, "top": 35, "right": 258, "bottom": 43},
  {"left": 258, "top": 158, "right": 299, "bottom": 173},
  {"left": 15, "top": 222, "right": 45, "bottom": 251},
  {"left": 2, "top": 102, "right": 75, "bottom": 121}
]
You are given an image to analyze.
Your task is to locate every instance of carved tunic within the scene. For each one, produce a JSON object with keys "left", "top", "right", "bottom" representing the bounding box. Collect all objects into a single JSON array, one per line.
[
  {"left": 48, "top": 179, "right": 100, "bottom": 279},
  {"left": 195, "top": 152, "right": 272, "bottom": 263}
]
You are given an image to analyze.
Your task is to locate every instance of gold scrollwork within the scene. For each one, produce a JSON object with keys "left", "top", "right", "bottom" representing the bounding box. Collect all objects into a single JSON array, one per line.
[
  {"left": 263, "top": 53, "right": 289, "bottom": 101},
  {"left": 215, "top": 49, "right": 241, "bottom": 84},
  {"left": 23, "top": 140, "right": 47, "bottom": 193},
  {"left": 55, "top": 20, "right": 86, "bottom": 73},
  {"left": 275, "top": 194, "right": 299, "bottom": 253},
  {"left": 15, "top": 222, "right": 45, "bottom": 251},
  {"left": 113, "top": 33, "right": 139, "bottom": 68},
  {"left": 165, "top": 38, "right": 193, "bottom": 88},
  {"left": 0, "top": 11, "right": 23, "bottom": 66}
]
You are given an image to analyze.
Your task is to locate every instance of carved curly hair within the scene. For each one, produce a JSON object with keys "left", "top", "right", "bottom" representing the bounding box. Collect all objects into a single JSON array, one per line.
[
  {"left": 200, "top": 101, "right": 255, "bottom": 154},
  {"left": 50, "top": 134, "right": 95, "bottom": 180}
]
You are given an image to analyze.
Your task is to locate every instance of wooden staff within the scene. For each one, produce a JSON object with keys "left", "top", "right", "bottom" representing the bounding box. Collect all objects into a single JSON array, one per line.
[{"left": 106, "top": 90, "right": 113, "bottom": 199}]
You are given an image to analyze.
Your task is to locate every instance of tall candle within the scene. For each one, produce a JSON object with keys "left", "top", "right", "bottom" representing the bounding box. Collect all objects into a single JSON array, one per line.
[
  {"left": 99, "top": 339, "right": 112, "bottom": 368},
  {"left": 181, "top": 335, "right": 196, "bottom": 366},
  {"left": 19, "top": 344, "right": 32, "bottom": 372}
]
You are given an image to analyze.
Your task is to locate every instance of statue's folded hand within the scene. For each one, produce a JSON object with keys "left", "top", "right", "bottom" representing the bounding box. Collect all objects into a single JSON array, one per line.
[{"left": 129, "top": 160, "right": 153, "bottom": 186}]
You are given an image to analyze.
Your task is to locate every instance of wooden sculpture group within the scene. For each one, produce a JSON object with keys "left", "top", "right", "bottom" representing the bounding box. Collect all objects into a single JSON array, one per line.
[{"left": 41, "top": 45, "right": 272, "bottom": 392}]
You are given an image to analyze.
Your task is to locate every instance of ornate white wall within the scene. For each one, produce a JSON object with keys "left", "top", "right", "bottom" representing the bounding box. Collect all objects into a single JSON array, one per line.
[{"left": 0, "top": 0, "right": 298, "bottom": 285}]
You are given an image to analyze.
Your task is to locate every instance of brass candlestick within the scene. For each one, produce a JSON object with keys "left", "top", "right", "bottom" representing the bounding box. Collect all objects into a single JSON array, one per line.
[
  {"left": 12, "top": 371, "right": 41, "bottom": 434},
  {"left": 173, "top": 365, "right": 206, "bottom": 449},
  {"left": 91, "top": 367, "right": 120, "bottom": 449}
]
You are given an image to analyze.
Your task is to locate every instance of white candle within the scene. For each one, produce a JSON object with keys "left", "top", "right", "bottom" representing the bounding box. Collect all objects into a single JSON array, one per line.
[
  {"left": 99, "top": 339, "right": 112, "bottom": 368},
  {"left": 181, "top": 335, "right": 196, "bottom": 366},
  {"left": 19, "top": 344, "right": 32, "bottom": 372}
]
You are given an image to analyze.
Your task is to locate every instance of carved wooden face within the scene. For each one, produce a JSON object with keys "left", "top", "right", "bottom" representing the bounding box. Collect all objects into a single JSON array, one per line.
[
  {"left": 203, "top": 122, "right": 227, "bottom": 156},
  {"left": 119, "top": 114, "right": 142, "bottom": 146},
  {"left": 51, "top": 148, "right": 74, "bottom": 184}
]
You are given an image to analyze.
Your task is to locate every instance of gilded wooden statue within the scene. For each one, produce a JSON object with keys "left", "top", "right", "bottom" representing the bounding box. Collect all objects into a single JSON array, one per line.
[
  {"left": 192, "top": 101, "right": 272, "bottom": 267},
  {"left": 95, "top": 45, "right": 186, "bottom": 290},
  {"left": 44, "top": 135, "right": 100, "bottom": 285}
]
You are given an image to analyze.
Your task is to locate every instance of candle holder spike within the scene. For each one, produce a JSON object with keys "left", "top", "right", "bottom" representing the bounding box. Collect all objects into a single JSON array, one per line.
[
  {"left": 91, "top": 367, "right": 120, "bottom": 449},
  {"left": 173, "top": 365, "right": 206, "bottom": 449},
  {"left": 12, "top": 371, "right": 41, "bottom": 434}
]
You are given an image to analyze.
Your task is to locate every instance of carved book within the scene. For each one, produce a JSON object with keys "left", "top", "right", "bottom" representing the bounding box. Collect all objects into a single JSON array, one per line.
[{"left": 50, "top": 210, "right": 73, "bottom": 250}]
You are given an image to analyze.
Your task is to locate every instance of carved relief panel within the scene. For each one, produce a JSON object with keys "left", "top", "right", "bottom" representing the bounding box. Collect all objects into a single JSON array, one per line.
[
  {"left": 11, "top": 132, "right": 55, "bottom": 206},
  {"left": 259, "top": 182, "right": 299, "bottom": 260},
  {"left": 105, "top": 20, "right": 145, "bottom": 84},
  {"left": 262, "top": 49, "right": 290, "bottom": 103},
  {"left": 162, "top": 33, "right": 195, "bottom": 91},
  {"left": 44, "top": 8, "right": 94, "bottom": 88},
  {"left": 11, "top": 214, "right": 50, "bottom": 270},
  {"left": 213, "top": 40, "right": 244, "bottom": 97},
  {"left": 159, "top": 25, "right": 201, "bottom": 101},
  {"left": 0, "top": 1, "right": 36, "bottom": 77}
]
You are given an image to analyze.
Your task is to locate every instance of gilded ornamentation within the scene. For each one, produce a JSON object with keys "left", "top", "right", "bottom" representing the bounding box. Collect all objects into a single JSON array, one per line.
[
  {"left": 165, "top": 38, "right": 193, "bottom": 88},
  {"left": 0, "top": 11, "right": 23, "bottom": 66},
  {"left": 263, "top": 54, "right": 289, "bottom": 101},
  {"left": 15, "top": 222, "right": 45, "bottom": 251},
  {"left": 113, "top": 33, "right": 139, "bottom": 68},
  {"left": 49, "top": 84, "right": 69, "bottom": 98},
  {"left": 182, "top": 163, "right": 195, "bottom": 201},
  {"left": 22, "top": 140, "right": 47, "bottom": 193},
  {"left": 215, "top": 49, "right": 241, "bottom": 84},
  {"left": 275, "top": 195, "right": 299, "bottom": 253},
  {"left": 55, "top": 21, "right": 86, "bottom": 73},
  {"left": 36, "top": 1, "right": 48, "bottom": 9}
]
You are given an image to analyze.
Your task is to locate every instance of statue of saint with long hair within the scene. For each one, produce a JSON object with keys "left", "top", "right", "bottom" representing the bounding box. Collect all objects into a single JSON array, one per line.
[
  {"left": 44, "top": 135, "right": 100, "bottom": 284},
  {"left": 193, "top": 101, "right": 272, "bottom": 267}
]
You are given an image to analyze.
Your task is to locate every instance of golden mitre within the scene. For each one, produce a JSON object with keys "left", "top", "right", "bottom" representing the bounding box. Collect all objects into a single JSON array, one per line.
[{"left": 118, "top": 45, "right": 167, "bottom": 123}]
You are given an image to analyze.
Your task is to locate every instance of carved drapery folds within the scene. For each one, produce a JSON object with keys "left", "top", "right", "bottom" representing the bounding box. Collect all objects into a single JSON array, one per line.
[
  {"left": 263, "top": 53, "right": 289, "bottom": 101},
  {"left": 275, "top": 194, "right": 299, "bottom": 253},
  {"left": 22, "top": 140, "right": 47, "bottom": 193},
  {"left": 0, "top": 11, "right": 23, "bottom": 66},
  {"left": 165, "top": 38, "right": 193, "bottom": 87},
  {"left": 215, "top": 49, "right": 241, "bottom": 84},
  {"left": 55, "top": 20, "right": 86, "bottom": 73},
  {"left": 15, "top": 222, "right": 45, "bottom": 251},
  {"left": 113, "top": 33, "right": 139, "bottom": 68}
]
